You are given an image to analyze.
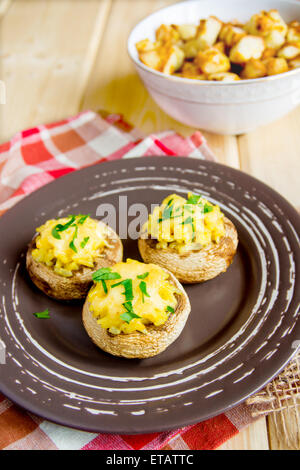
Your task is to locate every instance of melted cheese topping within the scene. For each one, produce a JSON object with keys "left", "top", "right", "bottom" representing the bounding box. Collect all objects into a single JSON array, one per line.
[
  {"left": 145, "top": 193, "right": 225, "bottom": 254},
  {"left": 88, "top": 259, "right": 180, "bottom": 334},
  {"left": 32, "top": 216, "right": 109, "bottom": 277}
]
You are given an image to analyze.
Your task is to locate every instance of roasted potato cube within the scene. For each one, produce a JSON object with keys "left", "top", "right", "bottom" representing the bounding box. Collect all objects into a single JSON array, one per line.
[
  {"left": 161, "top": 45, "right": 185, "bottom": 74},
  {"left": 288, "top": 56, "right": 300, "bottom": 69},
  {"left": 173, "top": 24, "right": 197, "bottom": 41},
  {"left": 245, "top": 9, "right": 287, "bottom": 49},
  {"left": 241, "top": 59, "right": 267, "bottom": 79},
  {"left": 195, "top": 47, "right": 230, "bottom": 74},
  {"left": 219, "top": 24, "right": 245, "bottom": 47},
  {"left": 182, "top": 39, "right": 201, "bottom": 59},
  {"left": 229, "top": 35, "right": 265, "bottom": 64},
  {"left": 262, "top": 47, "right": 276, "bottom": 59},
  {"left": 156, "top": 24, "right": 180, "bottom": 44},
  {"left": 179, "top": 62, "right": 206, "bottom": 80},
  {"left": 136, "top": 39, "right": 159, "bottom": 53},
  {"left": 139, "top": 50, "right": 162, "bottom": 70},
  {"left": 208, "top": 72, "right": 240, "bottom": 82},
  {"left": 264, "top": 57, "right": 288, "bottom": 75},
  {"left": 196, "top": 16, "right": 222, "bottom": 50},
  {"left": 287, "top": 21, "right": 300, "bottom": 43},
  {"left": 214, "top": 41, "right": 226, "bottom": 54},
  {"left": 277, "top": 43, "right": 300, "bottom": 60}
]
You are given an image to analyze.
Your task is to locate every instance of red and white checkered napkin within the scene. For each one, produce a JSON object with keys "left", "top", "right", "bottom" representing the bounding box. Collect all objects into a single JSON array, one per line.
[{"left": 0, "top": 110, "right": 257, "bottom": 450}]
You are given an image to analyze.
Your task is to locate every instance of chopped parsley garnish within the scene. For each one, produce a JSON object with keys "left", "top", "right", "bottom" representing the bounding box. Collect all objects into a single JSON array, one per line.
[
  {"left": 158, "top": 203, "right": 174, "bottom": 223},
  {"left": 186, "top": 194, "right": 202, "bottom": 205},
  {"left": 167, "top": 306, "right": 175, "bottom": 314},
  {"left": 69, "top": 225, "right": 78, "bottom": 253},
  {"left": 182, "top": 216, "right": 193, "bottom": 225},
  {"left": 77, "top": 214, "right": 90, "bottom": 225},
  {"left": 112, "top": 279, "right": 134, "bottom": 302},
  {"left": 120, "top": 301, "right": 141, "bottom": 324},
  {"left": 101, "top": 279, "right": 108, "bottom": 294},
  {"left": 51, "top": 215, "right": 76, "bottom": 239},
  {"left": 51, "top": 214, "right": 90, "bottom": 242},
  {"left": 80, "top": 236, "right": 90, "bottom": 249},
  {"left": 139, "top": 281, "right": 150, "bottom": 303},
  {"left": 204, "top": 204, "right": 213, "bottom": 213},
  {"left": 33, "top": 309, "right": 50, "bottom": 319},
  {"left": 137, "top": 272, "right": 149, "bottom": 280},
  {"left": 92, "top": 267, "right": 122, "bottom": 282}
]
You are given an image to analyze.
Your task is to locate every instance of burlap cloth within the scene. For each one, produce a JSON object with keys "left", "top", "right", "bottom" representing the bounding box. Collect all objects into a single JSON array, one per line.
[{"left": 246, "top": 350, "right": 300, "bottom": 448}]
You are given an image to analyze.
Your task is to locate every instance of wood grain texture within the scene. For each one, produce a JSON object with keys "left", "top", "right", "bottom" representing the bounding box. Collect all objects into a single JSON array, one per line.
[
  {"left": 0, "top": 0, "right": 112, "bottom": 142},
  {"left": 218, "top": 418, "right": 269, "bottom": 450},
  {"left": 2, "top": 0, "right": 299, "bottom": 450}
]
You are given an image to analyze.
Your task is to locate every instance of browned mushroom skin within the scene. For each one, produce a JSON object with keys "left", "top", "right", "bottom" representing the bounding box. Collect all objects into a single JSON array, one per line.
[
  {"left": 26, "top": 221, "right": 123, "bottom": 300},
  {"left": 138, "top": 217, "right": 238, "bottom": 284},
  {"left": 82, "top": 269, "right": 191, "bottom": 359}
]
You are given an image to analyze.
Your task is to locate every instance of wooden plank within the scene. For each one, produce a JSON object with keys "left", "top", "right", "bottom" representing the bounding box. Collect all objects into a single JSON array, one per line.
[
  {"left": 0, "top": 0, "right": 112, "bottom": 142},
  {"left": 81, "top": 0, "right": 239, "bottom": 168},
  {"left": 218, "top": 418, "right": 269, "bottom": 450},
  {"left": 238, "top": 107, "right": 300, "bottom": 209},
  {"left": 268, "top": 408, "right": 300, "bottom": 450}
]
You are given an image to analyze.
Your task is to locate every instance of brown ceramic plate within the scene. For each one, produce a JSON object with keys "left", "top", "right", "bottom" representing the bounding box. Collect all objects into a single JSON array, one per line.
[{"left": 0, "top": 156, "right": 299, "bottom": 434}]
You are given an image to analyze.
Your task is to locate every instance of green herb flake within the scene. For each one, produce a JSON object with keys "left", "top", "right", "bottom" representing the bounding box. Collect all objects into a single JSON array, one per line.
[
  {"left": 80, "top": 236, "right": 90, "bottom": 249},
  {"left": 51, "top": 227, "right": 61, "bottom": 240},
  {"left": 166, "top": 306, "right": 175, "bottom": 314},
  {"left": 137, "top": 272, "right": 149, "bottom": 280},
  {"left": 120, "top": 301, "right": 141, "bottom": 324},
  {"left": 112, "top": 279, "right": 134, "bottom": 302},
  {"left": 101, "top": 279, "right": 108, "bottom": 294},
  {"left": 69, "top": 225, "right": 78, "bottom": 253},
  {"left": 51, "top": 215, "right": 76, "bottom": 240},
  {"left": 186, "top": 194, "right": 202, "bottom": 205},
  {"left": 92, "top": 268, "right": 122, "bottom": 282},
  {"left": 33, "top": 309, "right": 50, "bottom": 319},
  {"left": 204, "top": 204, "right": 213, "bottom": 214},
  {"left": 182, "top": 216, "right": 193, "bottom": 225},
  {"left": 77, "top": 214, "right": 90, "bottom": 225},
  {"left": 139, "top": 281, "right": 150, "bottom": 303}
]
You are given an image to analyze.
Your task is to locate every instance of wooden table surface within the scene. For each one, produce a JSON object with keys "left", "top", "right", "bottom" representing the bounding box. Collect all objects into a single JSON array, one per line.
[{"left": 1, "top": 0, "right": 299, "bottom": 450}]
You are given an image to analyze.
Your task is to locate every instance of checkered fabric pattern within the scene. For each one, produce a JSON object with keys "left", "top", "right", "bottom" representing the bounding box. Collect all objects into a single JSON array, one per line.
[{"left": 0, "top": 110, "right": 258, "bottom": 450}]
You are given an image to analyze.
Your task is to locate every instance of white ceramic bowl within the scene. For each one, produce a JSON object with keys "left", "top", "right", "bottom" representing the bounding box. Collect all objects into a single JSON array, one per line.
[{"left": 128, "top": 0, "right": 300, "bottom": 135}]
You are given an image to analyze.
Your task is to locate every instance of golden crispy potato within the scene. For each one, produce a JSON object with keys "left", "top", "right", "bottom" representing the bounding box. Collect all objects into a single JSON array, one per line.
[
  {"left": 195, "top": 47, "right": 230, "bottom": 74},
  {"left": 262, "top": 47, "right": 276, "bottom": 60},
  {"left": 161, "top": 45, "right": 185, "bottom": 74},
  {"left": 156, "top": 24, "right": 180, "bottom": 44},
  {"left": 208, "top": 72, "right": 240, "bottom": 82},
  {"left": 173, "top": 23, "right": 197, "bottom": 41},
  {"left": 264, "top": 57, "right": 288, "bottom": 75},
  {"left": 219, "top": 23, "right": 245, "bottom": 47},
  {"left": 82, "top": 269, "right": 191, "bottom": 359},
  {"left": 288, "top": 56, "right": 300, "bottom": 69},
  {"left": 214, "top": 41, "right": 226, "bottom": 53},
  {"left": 139, "top": 49, "right": 162, "bottom": 70},
  {"left": 196, "top": 16, "right": 222, "bottom": 50},
  {"left": 136, "top": 39, "right": 159, "bottom": 53},
  {"left": 245, "top": 9, "right": 287, "bottom": 49},
  {"left": 182, "top": 38, "right": 201, "bottom": 59},
  {"left": 241, "top": 58, "right": 267, "bottom": 79},
  {"left": 277, "top": 43, "right": 300, "bottom": 60},
  {"left": 287, "top": 21, "right": 300, "bottom": 43},
  {"left": 180, "top": 61, "right": 206, "bottom": 79},
  {"left": 229, "top": 35, "right": 265, "bottom": 64}
]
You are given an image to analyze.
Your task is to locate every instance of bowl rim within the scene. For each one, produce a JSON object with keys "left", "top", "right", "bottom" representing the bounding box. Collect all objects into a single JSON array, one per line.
[{"left": 127, "top": 0, "right": 300, "bottom": 87}]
